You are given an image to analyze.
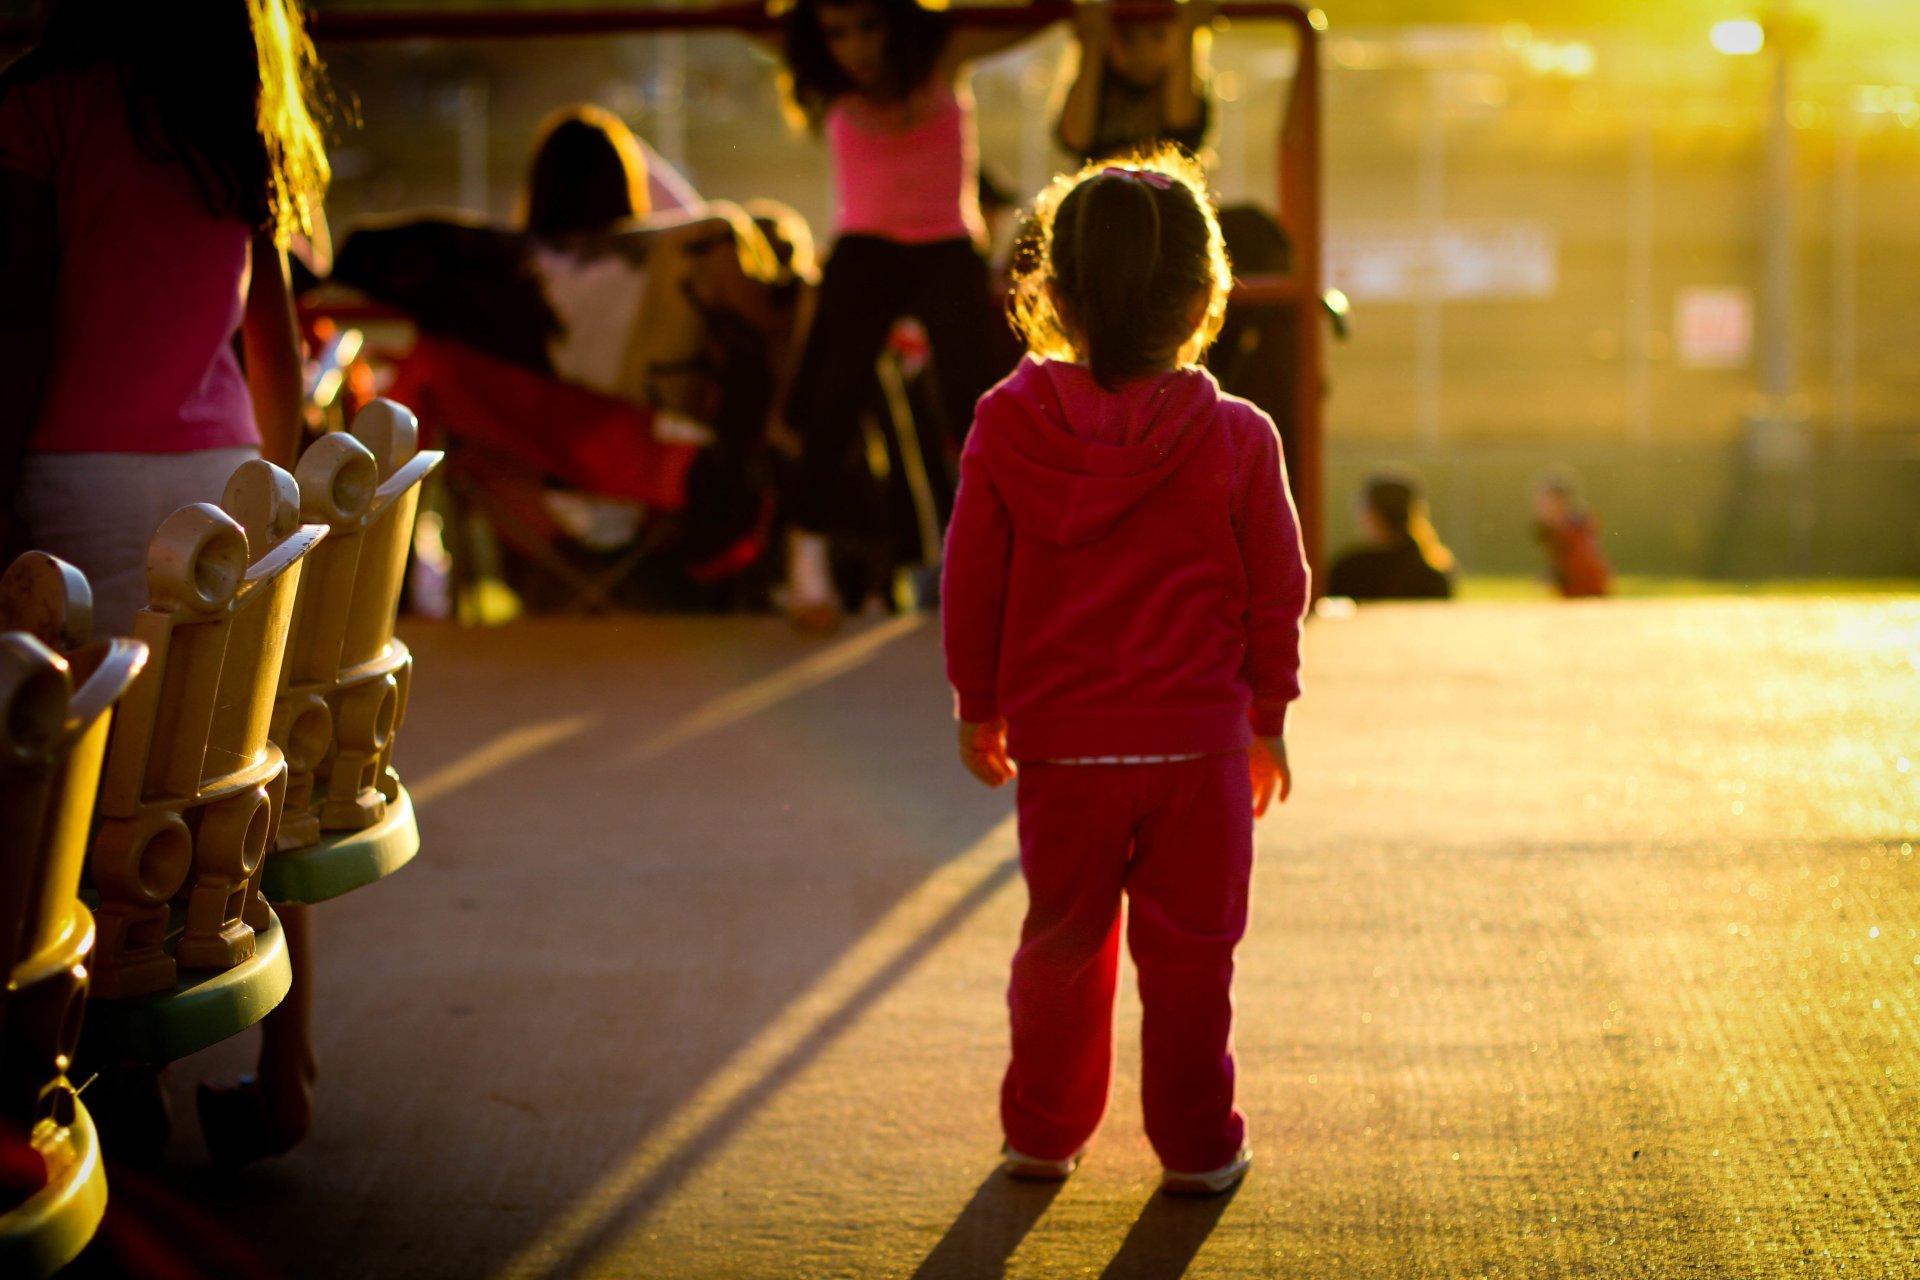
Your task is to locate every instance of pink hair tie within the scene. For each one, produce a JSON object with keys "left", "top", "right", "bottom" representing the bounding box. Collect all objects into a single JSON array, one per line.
[{"left": 1097, "top": 165, "right": 1173, "bottom": 189}]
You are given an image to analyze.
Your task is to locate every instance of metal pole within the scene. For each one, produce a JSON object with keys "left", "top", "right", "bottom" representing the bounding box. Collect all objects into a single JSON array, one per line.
[
  {"left": 1760, "top": 21, "right": 1795, "bottom": 404},
  {"left": 1750, "top": 2, "right": 1813, "bottom": 572},
  {"left": 1416, "top": 70, "right": 1445, "bottom": 448},
  {"left": 1276, "top": 8, "right": 1323, "bottom": 589},
  {"left": 652, "top": 30, "right": 690, "bottom": 180},
  {"left": 298, "top": 3, "right": 1309, "bottom": 41},
  {"left": 1017, "top": 54, "right": 1054, "bottom": 207},
  {"left": 1832, "top": 96, "right": 1858, "bottom": 448},
  {"left": 456, "top": 78, "right": 490, "bottom": 216},
  {"left": 1625, "top": 111, "right": 1654, "bottom": 445}
]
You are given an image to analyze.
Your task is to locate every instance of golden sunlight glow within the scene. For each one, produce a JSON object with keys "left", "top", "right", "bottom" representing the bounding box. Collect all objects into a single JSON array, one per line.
[
  {"left": 1519, "top": 40, "right": 1595, "bottom": 78},
  {"left": 1855, "top": 84, "right": 1918, "bottom": 121},
  {"left": 1559, "top": 41, "right": 1596, "bottom": 78},
  {"left": 1711, "top": 19, "right": 1766, "bottom": 56}
]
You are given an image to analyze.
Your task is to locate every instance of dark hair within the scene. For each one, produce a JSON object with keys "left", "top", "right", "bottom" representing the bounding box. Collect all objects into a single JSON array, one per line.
[
  {"left": 1535, "top": 466, "right": 1584, "bottom": 505},
  {"left": 0, "top": 0, "right": 332, "bottom": 245},
  {"left": 1011, "top": 146, "right": 1229, "bottom": 390},
  {"left": 778, "top": 0, "right": 949, "bottom": 131},
  {"left": 1362, "top": 469, "right": 1455, "bottom": 571},
  {"left": 1363, "top": 473, "right": 1417, "bottom": 536},
  {"left": 522, "top": 105, "right": 650, "bottom": 237}
]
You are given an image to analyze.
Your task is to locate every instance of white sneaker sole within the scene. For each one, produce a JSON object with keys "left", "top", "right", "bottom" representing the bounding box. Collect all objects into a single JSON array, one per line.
[
  {"left": 1001, "top": 1145, "right": 1082, "bottom": 1181},
  {"left": 1160, "top": 1148, "right": 1252, "bottom": 1196}
]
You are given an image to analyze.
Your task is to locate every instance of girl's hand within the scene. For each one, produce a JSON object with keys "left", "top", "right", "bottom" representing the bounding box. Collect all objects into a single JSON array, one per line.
[
  {"left": 1249, "top": 736, "right": 1290, "bottom": 816},
  {"left": 959, "top": 718, "right": 1017, "bottom": 788}
]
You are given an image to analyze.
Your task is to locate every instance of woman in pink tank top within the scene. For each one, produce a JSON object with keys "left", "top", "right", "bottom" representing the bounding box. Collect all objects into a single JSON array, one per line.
[
  {"left": 0, "top": 0, "right": 330, "bottom": 634},
  {"left": 774, "top": 0, "right": 1051, "bottom": 629}
]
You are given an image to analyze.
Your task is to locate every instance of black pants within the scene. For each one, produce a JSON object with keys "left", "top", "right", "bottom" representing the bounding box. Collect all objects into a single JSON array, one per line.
[{"left": 785, "top": 235, "right": 1004, "bottom": 534}]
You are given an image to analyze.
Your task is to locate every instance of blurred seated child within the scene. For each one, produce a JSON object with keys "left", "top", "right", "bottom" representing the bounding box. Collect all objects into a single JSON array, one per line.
[
  {"left": 330, "top": 107, "right": 789, "bottom": 606},
  {"left": 1533, "top": 470, "right": 1611, "bottom": 599},
  {"left": 519, "top": 106, "right": 779, "bottom": 430},
  {"left": 1055, "top": 0, "right": 1212, "bottom": 164},
  {"left": 1326, "top": 471, "right": 1456, "bottom": 602},
  {"left": 331, "top": 107, "right": 780, "bottom": 426}
]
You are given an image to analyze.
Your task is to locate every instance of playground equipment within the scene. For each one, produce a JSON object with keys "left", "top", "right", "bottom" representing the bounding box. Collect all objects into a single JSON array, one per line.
[
  {"left": 300, "top": 1, "right": 1329, "bottom": 583},
  {"left": 0, "top": 556, "right": 146, "bottom": 1276},
  {"left": 261, "top": 400, "right": 443, "bottom": 903}
]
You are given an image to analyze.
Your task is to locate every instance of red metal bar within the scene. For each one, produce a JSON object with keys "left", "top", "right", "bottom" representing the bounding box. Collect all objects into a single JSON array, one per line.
[
  {"left": 294, "top": 4, "right": 1313, "bottom": 43},
  {"left": 1275, "top": 8, "right": 1324, "bottom": 591}
]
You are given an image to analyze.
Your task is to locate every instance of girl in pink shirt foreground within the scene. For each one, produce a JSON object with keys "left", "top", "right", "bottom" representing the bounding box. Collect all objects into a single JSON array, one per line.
[
  {"left": 942, "top": 149, "right": 1310, "bottom": 1195},
  {"left": 0, "top": 0, "right": 329, "bottom": 638}
]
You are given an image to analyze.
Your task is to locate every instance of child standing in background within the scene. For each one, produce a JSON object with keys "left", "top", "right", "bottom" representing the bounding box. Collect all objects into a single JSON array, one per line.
[
  {"left": 774, "top": 0, "right": 1046, "bottom": 629},
  {"left": 1056, "top": 0, "right": 1213, "bottom": 165},
  {"left": 1327, "top": 470, "right": 1456, "bottom": 601},
  {"left": 942, "top": 150, "right": 1309, "bottom": 1194}
]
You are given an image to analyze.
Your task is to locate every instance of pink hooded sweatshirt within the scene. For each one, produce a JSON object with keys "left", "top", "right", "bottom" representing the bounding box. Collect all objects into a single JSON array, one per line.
[{"left": 942, "top": 358, "right": 1310, "bottom": 761}]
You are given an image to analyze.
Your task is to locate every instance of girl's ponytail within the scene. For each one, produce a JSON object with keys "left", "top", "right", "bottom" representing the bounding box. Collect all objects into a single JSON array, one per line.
[
  {"left": 1012, "top": 148, "right": 1230, "bottom": 391},
  {"left": 1070, "top": 174, "right": 1164, "bottom": 389}
]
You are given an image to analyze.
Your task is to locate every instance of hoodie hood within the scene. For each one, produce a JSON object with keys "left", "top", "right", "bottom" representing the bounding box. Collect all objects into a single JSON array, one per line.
[{"left": 971, "top": 358, "right": 1224, "bottom": 547}]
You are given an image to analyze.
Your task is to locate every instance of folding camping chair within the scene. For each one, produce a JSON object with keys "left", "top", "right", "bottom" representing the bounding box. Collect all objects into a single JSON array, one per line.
[{"left": 385, "top": 336, "right": 706, "bottom": 615}]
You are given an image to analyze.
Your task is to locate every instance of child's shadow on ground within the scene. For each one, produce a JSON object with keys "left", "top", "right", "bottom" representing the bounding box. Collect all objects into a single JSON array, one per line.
[{"left": 911, "top": 1172, "right": 1239, "bottom": 1280}]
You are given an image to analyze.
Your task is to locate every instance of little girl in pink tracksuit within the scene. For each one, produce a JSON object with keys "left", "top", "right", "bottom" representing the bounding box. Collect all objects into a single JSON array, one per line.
[{"left": 941, "top": 149, "right": 1309, "bottom": 1196}]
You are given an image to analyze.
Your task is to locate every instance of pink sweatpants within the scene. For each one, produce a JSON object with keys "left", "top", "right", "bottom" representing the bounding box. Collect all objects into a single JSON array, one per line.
[{"left": 1002, "top": 752, "right": 1253, "bottom": 1174}]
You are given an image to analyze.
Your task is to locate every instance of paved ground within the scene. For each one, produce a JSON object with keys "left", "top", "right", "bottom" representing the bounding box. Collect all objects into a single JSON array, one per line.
[{"left": 155, "top": 597, "right": 1919, "bottom": 1278}]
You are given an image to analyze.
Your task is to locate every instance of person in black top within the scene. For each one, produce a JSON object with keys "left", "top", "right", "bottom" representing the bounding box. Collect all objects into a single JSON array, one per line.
[{"left": 1326, "top": 471, "right": 1456, "bottom": 601}]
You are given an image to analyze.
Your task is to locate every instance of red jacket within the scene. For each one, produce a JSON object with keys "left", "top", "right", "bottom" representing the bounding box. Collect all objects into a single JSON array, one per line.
[{"left": 942, "top": 359, "right": 1309, "bottom": 761}]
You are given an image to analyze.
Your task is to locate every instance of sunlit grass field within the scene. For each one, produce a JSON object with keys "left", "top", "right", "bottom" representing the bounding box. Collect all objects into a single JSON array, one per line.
[{"left": 1455, "top": 576, "right": 1920, "bottom": 601}]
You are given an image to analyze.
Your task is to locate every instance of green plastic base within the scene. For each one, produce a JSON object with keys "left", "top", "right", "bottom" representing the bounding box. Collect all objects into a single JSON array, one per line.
[
  {"left": 82, "top": 905, "right": 291, "bottom": 1065},
  {"left": 0, "top": 1099, "right": 108, "bottom": 1278},
  {"left": 262, "top": 783, "right": 420, "bottom": 905}
]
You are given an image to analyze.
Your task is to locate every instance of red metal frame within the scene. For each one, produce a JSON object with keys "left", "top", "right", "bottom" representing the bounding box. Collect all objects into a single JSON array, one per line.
[{"left": 0, "top": 3, "right": 1321, "bottom": 578}]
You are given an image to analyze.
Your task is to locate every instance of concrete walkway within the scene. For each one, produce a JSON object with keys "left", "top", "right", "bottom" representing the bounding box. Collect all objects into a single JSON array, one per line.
[{"left": 164, "top": 598, "right": 1919, "bottom": 1278}]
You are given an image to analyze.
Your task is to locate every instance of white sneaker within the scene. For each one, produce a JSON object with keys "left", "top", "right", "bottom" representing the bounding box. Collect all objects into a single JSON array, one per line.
[
  {"left": 1160, "top": 1147, "right": 1252, "bottom": 1196},
  {"left": 1001, "top": 1144, "right": 1082, "bottom": 1181},
  {"left": 784, "top": 531, "right": 840, "bottom": 631}
]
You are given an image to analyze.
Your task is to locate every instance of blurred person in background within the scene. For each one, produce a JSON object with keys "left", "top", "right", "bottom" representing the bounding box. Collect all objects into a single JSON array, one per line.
[
  {"left": 517, "top": 105, "right": 788, "bottom": 601},
  {"left": 1054, "top": 0, "right": 1212, "bottom": 165},
  {"left": 0, "top": 0, "right": 325, "bottom": 632},
  {"left": 0, "top": 0, "right": 332, "bottom": 1168},
  {"left": 1532, "top": 469, "right": 1611, "bottom": 599},
  {"left": 1326, "top": 470, "right": 1456, "bottom": 602},
  {"left": 334, "top": 104, "right": 789, "bottom": 608},
  {"left": 772, "top": 0, "right": 1048, "bottom": 630}
]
